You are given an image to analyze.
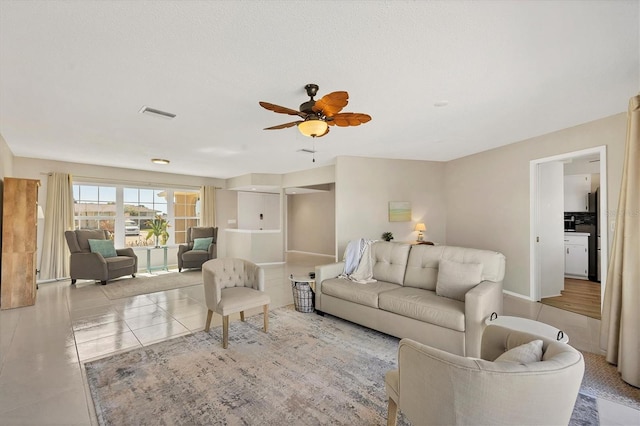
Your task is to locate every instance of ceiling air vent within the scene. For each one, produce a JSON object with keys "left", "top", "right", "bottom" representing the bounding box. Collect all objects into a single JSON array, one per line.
[
  {"left": 138, "top": 106, "right": 176, "bottom": 119},
  {"left": 298, "top": 149, "right": 316, "bottom": 154}
]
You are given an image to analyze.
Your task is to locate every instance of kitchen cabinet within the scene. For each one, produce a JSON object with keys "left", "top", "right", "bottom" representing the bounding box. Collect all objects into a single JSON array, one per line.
[
  {"left": 1, "top": 178, "right": 40, "bottom": 309},
  {"left": 564, "top": 233, "right": 588, "bottom": 279},
  {"left": 564, "top": 174, "right": 591, "bottom": 212}
]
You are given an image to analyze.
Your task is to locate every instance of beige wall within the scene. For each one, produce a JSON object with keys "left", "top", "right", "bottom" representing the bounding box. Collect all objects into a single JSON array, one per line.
[
  {"left": 287, "top": 184, "right": 336, "bottom": 257},
  {"left": 335, "top": 156, "right": 447, "bottom": 257},
  {"left": 0, "top": 134, "right": 13, "bottom": 180},
  {"left": 444, "top": 113, "right": 626, "bottom": 297}
]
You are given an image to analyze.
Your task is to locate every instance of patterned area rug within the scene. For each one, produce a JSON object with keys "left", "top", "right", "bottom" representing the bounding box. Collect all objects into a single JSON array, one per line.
[
  {"left": 99, "top": 270, "right": 202, "bottom": 299},
  {"left": 85, "top": 306, "right": 605, "bottom": 425}
]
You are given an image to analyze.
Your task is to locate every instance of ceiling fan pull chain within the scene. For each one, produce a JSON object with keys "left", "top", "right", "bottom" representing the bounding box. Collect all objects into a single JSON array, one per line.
[{"left": 312, "top": 138, "right": 316, "bottom": 162}]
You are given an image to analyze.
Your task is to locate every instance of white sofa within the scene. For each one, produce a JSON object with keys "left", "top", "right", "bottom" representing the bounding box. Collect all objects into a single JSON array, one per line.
[{"left": 315, "top": 242, "right": 506, "bottom": 357}]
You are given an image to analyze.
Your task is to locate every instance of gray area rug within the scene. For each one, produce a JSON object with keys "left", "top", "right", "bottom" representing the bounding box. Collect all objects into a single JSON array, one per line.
[
  {"left": 99, "top": 270, "right": 202, "bottom": 299},
  {"left": 86, "top": 306, "right": 606, "bottom": 425}
]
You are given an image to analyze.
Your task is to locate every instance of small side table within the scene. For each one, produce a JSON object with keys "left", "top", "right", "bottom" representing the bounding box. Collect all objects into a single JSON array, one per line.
[
  {"left": 289, "top": 274, "right": 316, "bottom": 313},
  {"left": 145, "top": 246, "right": 169, "bottom": 273},
  {"left": 485, "top": 313, "right": 569, "bottom": 344}
]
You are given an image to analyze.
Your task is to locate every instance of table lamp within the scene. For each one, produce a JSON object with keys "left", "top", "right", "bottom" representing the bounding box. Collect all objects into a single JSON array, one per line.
[{"left": 415, "top": 222, "right": 426, "bottom": 242}]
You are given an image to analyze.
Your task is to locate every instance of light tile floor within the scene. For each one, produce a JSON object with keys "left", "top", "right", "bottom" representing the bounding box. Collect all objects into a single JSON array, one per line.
[{"left": 0, "top": 255, "right": 637, "bottom": 425}]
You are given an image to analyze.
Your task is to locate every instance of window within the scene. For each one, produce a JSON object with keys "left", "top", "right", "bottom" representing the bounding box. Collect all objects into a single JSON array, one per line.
[
  {"left": 73, "top": 185, "right": 116, "bottom": 236},
  {"left": 72, "top": 183, "right": 200, "bottom": 247}
]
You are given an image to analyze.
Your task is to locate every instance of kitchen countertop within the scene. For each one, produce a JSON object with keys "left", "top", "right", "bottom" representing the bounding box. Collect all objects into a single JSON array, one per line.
[{"left": 564, "top": 232, "right": 591, "bottom": 236}]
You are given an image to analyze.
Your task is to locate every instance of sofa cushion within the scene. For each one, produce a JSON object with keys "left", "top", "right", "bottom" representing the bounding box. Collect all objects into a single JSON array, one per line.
[
  {"left": 105, "top": 255, "right": 136, "bottom": 270},
  {"left": 435, "top": 259, "right": 483, "bottom": 302},
  {"left": 378, "top": 287, "right": 465, "bottom": 331},
  {"left": 76, "top": 229, "right": 108, "bottom": 252},
  {"left": 321, "top": 277, "right": 401, "bottom": 309},
  {"left": 404, "top": 245, "right": 506, "bottom": 290},
  {"left": 370, "top": 241, "right": 411, "bottom": 285},
  {"left": 495, "top": 340, "right": 544, "bottom": 364},
  {"left": 88, "top": 239, "right": 117, "bottom": 258}
]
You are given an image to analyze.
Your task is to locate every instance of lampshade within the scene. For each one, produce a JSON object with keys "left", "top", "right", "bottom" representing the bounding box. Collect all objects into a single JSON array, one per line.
[
  {"left": 298, "top": 119, "right": 328, "bottom": 138},
  {"left": 415, "top": 223, "right": 426, "bottom": 232}
]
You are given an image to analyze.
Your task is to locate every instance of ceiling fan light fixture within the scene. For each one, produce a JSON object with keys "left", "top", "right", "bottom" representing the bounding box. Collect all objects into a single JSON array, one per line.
[
  {"left": 151, "top": 158, "right": 170, "bottom": 165},
  {"left": 298, "top": 119, "right": 328, "bottom": 138}
]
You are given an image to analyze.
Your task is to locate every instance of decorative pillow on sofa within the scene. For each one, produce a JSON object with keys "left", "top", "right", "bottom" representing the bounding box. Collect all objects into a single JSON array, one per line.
[
  {"left": 435, "top": 259, "right": 483, "bottom": 302},
  {"left": 494, "top": 340, "right": 544, "bottom": 364},
  {"left": 88, "top": 239, "right": 117, "bottom": 258},
  {"left": 193, "top": 237, "right": 213, "bottom": 251}
]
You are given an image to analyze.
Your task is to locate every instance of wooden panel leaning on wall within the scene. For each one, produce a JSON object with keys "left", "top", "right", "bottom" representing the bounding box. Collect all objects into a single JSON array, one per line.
[{"left": 1, "top": 177, "right": 40, "bottom": 310}]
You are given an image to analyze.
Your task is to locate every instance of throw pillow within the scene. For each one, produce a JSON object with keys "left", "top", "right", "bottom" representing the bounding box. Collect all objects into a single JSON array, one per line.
[
  {"left": 192, "top": 237, "right": 213, "bottom": 251},
  {"left": 435, "top": 259, "right": 483, "bottom": 301},
  {"left": 495, "top": 340, "right": 544, "bottom": 364},
  {"left": 88, "top": 239, "right": 117, "bottom": 258}
]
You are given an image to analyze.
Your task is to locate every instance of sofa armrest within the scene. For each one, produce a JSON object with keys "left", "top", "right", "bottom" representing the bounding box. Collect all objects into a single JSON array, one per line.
[
  {"left": 464, "top": 280, "right": 503, "bottom": 358},
  {"left": 69, "top": 252, "right": 108, "bottom": 280},
  {"left": 314, "top": 261, "right": 345, "bottom": 294}
]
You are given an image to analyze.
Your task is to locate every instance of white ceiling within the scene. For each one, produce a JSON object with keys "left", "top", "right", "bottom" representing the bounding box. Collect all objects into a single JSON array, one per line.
[{"left": 1, "top": 1, "right": 638, "bottom": 180}]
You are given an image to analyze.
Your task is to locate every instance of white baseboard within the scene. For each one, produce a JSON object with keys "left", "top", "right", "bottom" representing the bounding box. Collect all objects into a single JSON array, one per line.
[
  {"left": 286, "top": 250, "right": 336, "bottom": 259},
  {"left": 503, "top": 290, "right": 536, "bottom": 301}
]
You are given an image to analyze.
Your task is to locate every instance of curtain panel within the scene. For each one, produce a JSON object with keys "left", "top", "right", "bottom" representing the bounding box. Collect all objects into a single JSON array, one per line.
[
  {"left": 200, "top": 185, "right": 216, "bottom": 227},
  {"left": 600, "top": 94, "right": 640, "bottom": 387},
  {"left": 40, "top": 173, "right": 74, "bottom": 280}
]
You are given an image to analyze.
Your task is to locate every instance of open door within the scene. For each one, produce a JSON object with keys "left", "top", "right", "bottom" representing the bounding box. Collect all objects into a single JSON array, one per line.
[{"left": 535, "top": 161, "right": 565, "bottom": 299}]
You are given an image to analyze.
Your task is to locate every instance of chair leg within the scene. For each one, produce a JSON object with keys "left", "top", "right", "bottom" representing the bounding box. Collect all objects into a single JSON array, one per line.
[
  {"left": 223, "top": 315, "right": 229, "bottom": 349},
  {"left": 204, "top": 310, "right": 213, "bottom": 332},
  {"left": 71, "top": 279, "right": 76, "bottom": 285},
  {"left": 387, "top": 398, "right": 398, "bottom": 426},
  {"left": 100, "top": 280, "right": 107, "bottom": 285},
  {"left": 240, "top": 311, "right": 245, "bottom": 322},
  {"left": 263, "top": 305, "right": 269, "bottom": 333}
]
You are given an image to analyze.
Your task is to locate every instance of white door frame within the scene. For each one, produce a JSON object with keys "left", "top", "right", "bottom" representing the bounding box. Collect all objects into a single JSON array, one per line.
[{"left": 530, "top": 146, "right": 608, "bottom": 308}]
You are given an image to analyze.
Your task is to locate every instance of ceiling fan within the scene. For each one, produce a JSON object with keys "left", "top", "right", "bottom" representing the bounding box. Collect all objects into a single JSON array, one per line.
[{"left": 259, "top": 84, "right": 371, "bottom": 138}]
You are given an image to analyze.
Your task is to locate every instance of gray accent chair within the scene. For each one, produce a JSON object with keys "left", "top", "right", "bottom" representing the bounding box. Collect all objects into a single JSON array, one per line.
[
  {"left": 385, "top": 324, "right": 585, "bottom": 426},
  {"left": 65, "top": 229, "right": 137, "bottom": 285},
  {"left": 177, "top": 227, "right": 218, "bottom": 272},
  {"left": 203, "top": 258, "right": 271, "bottom": 349}
]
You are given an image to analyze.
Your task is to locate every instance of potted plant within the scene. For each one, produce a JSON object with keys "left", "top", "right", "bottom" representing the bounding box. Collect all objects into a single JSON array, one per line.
[
  {"left": 382, "top": 232, "right": 394, "bottom": 242},
  {"left": 145, "top": 215, "right": 170, "bottom": 247}
]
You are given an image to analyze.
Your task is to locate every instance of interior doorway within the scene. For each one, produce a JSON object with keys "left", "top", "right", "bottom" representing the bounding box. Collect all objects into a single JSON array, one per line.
[{"left": 530, "top": 146, "right": 608, "bottom": 318}]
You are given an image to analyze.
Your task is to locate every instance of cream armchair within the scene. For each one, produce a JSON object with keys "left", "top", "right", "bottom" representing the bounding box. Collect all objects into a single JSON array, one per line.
[
  {"left": 385, "top": 325, "right": 585, "bottom": 426},
  {"left": 202, "top": 258, "right": 271, "bottom": 349}
]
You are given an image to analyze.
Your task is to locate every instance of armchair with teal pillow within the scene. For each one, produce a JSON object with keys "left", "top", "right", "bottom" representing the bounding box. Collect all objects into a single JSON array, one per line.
[
  {"left": 65, "top": 229, "right": 137, "bottom": 285},
  {"left": 178, "top": 227, "right": 218, "bottom": 272}
]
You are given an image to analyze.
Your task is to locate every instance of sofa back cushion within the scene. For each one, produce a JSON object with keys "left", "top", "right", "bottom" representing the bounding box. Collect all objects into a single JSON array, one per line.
[
  {"left": 73, "top": 229, "right": 109, "bottom": 253},
  {"left": 404, "top": 245, "right": 506, "bottom": 291},
  {"left": 370, "top": 241, "right": 411, "bottom": 285}
]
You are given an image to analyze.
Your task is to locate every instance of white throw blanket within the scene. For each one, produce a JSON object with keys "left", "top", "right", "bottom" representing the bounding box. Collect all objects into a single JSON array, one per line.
[{"left": 340, "top": 239, "right": 377, "bottom": 284}]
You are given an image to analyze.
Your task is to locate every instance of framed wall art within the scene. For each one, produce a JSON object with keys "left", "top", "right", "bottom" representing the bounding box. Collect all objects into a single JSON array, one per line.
[{"left": 388, "top": 201, "right": 411, "bottom": 222}]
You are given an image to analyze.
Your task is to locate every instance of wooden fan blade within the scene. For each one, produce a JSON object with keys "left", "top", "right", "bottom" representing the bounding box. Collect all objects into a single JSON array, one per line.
[
  {"left": 259, "top": 101, "right": 307, "bottom": 118},
  {"left": 263, "top": 120, "right": 302, "bottom": 130},
  {"left": 312, "top": 91, "right": 349, "bottom": 116},
  {"left": 327, "top": 112, "right": 372, "bottom": 127}
]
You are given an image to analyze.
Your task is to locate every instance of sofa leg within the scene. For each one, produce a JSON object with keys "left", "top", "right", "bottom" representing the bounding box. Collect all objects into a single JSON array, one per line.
[
  {"left": 387, "top": 398, "right": 398, "bottom": 426},
  {"left": 101, "top": 280, "right": 107, "bottom": 285},
  {"left": 240, "top": 311, "right": 245, "bottom": 322},
  {"left": 223, "top": 315, "right": 229, "bottom": 349},
  {"left": 179, "top": 267, "right": 182, "bottom": 272},
  {"left": 204, "top": 310, "right": 213, "bottom": 332},
  {"left": 71, "top": 279, "right": 76, "bottom": 285},
  {"left": 315, "top": 310, "right": 325, "bottom": 316},
  {"left": 132, "top": 273, "right": 136, "bottom": 278}
]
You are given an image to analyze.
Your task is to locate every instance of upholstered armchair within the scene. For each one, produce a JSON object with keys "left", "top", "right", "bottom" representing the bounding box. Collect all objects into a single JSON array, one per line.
[
  {"left": 177, "top": 227, "right": 218, "bottom": 272},
  {"left": 202, "top": 258, "right": 271, "bottom": 348},
  {"left": 385, "top": 324, "right": 585, "bottom": 426},
  {"left": 65, "top": 229, "right": 137, "bottom": 285}
]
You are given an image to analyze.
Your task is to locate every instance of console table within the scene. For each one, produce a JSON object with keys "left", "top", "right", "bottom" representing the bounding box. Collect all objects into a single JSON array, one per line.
[{"left": 145, "top": 246, "right": 168, "bottom": 273}]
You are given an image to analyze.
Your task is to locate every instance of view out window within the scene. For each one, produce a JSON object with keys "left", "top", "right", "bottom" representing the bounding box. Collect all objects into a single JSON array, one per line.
[
  {"left": 73, "top": 185, "right": 116, "bottom": 236},
  {"left": 72, "top": 183, "right": 200, "bottom": 247}
]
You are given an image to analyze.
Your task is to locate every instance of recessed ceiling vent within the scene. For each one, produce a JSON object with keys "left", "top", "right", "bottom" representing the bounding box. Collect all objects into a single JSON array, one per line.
[
  {"left": 139, "top": 106, "right": 176, "bottom": 119},
  {"left": 298, "top": 148, "right": 316, "bottom": 154}
]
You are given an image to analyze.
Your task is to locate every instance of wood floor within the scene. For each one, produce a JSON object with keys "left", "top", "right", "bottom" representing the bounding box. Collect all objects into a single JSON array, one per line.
[{"left": 541, "top": 278, "right": 601, "bottom": 319}]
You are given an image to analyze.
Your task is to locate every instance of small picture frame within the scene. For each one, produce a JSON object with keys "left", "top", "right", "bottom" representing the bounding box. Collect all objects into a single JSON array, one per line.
[{"left": 389, "top": 201, "right": 411, "bottom": 222}]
